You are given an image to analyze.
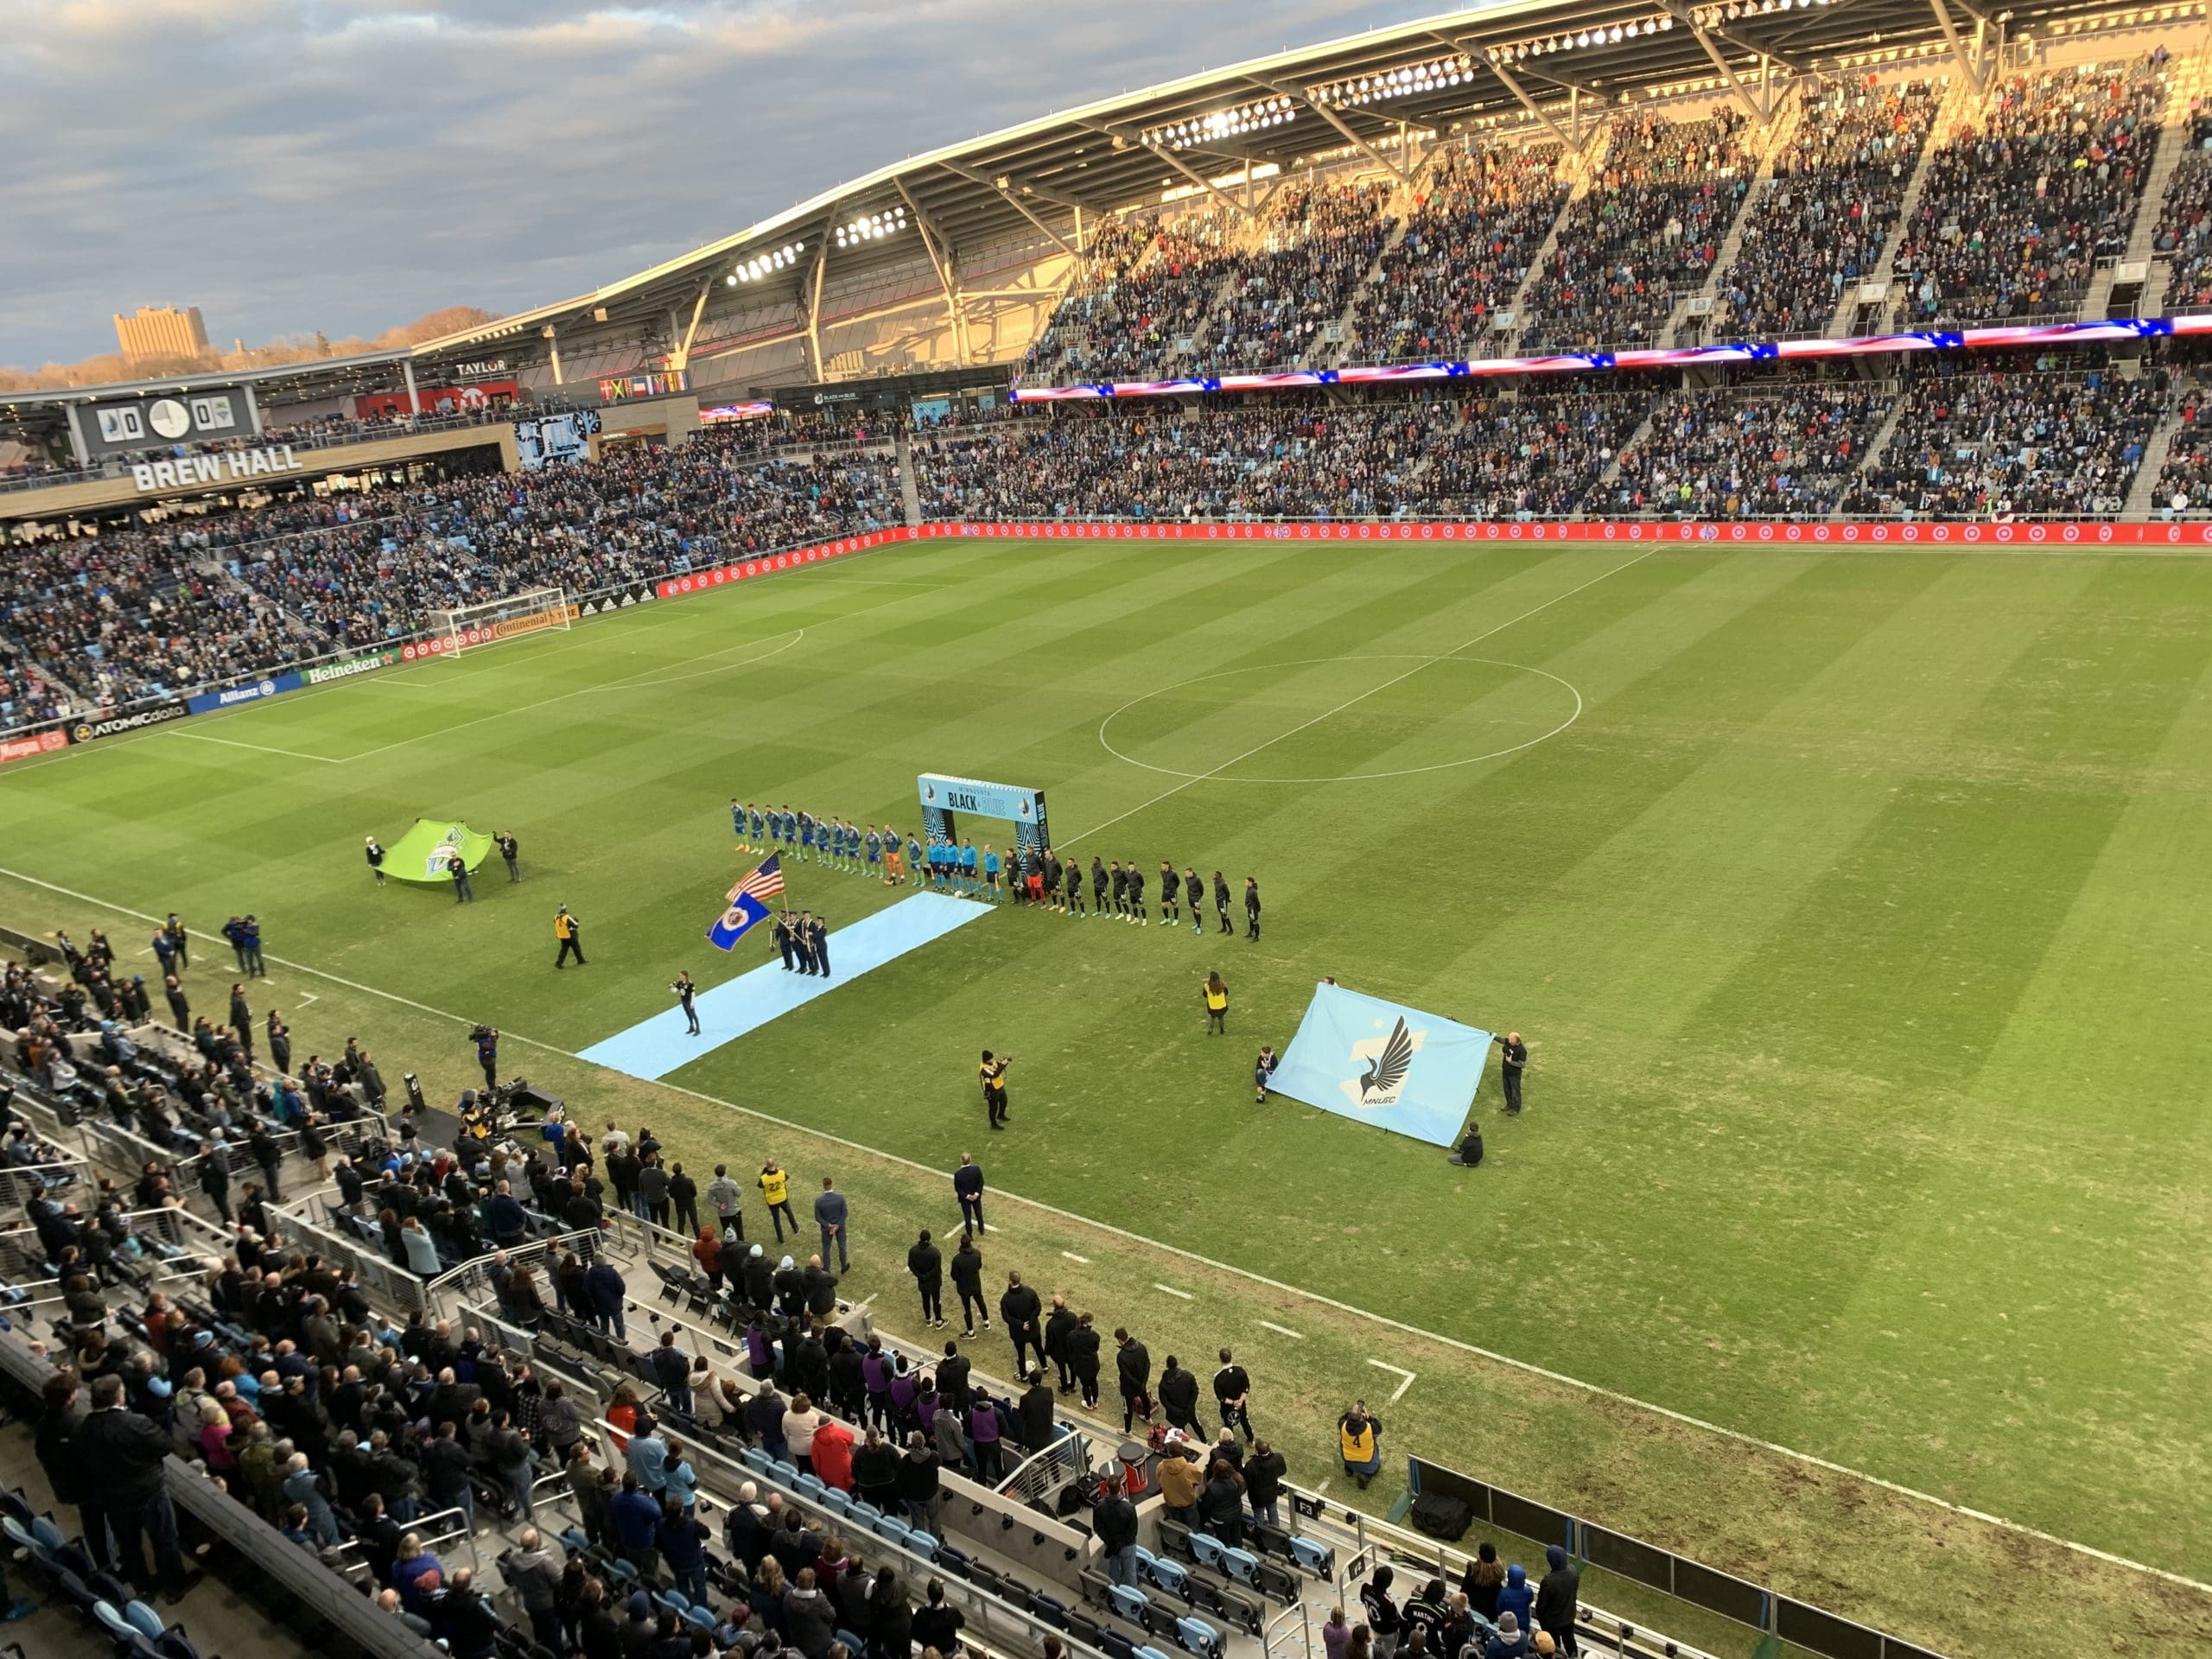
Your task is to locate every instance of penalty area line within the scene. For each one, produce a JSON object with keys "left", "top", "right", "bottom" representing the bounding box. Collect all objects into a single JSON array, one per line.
[{"left": 0, "top": 857, "right": 2205, "bottom": 1602}]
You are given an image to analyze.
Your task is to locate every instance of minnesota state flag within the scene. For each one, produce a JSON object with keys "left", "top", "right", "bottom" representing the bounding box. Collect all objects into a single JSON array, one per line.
[{"left": 708, "top": 854, "right": 785, "bottom": 950}]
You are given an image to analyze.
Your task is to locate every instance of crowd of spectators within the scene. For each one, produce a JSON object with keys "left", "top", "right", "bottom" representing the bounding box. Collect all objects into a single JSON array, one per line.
[
  {"left": 913, "top": 397, "right": 1451, "bottom": 521},
  {"left": 1893, "top": 52, "right": 2171, "bottom": 324},
  {"left": 1349, "top": 143, "right": 1567, "bottom": 363},
  {"left": 1520, "top": 108, "right": 1757, "bottom": 352},
  {"left": 1418, "top": 392, "right": 1650, "bottom": 520},
  {"left": 2147, "top": 362, "right": 2212, "bottom": 512},
  {"left": 0, "top": 431, "right": 901, "bottom": 715},
  {"left": 1021, "top": 213, "right": 1235, "bottom": 383},
  {"left": 1602, "top": 384, "right": 1885, "bottom": 518},
  {"left": 2152, "top": 96, "right": 2212, "bottom": 308},
  {"left": 1845, "top": 363, "right": 2163, "bottom": 518},
  {"left": 1194, "top": 182, "right": 1397, "bottom": 374},
  {"left": 1714, "top": 76, "right": 1946, "bottom": 340}
]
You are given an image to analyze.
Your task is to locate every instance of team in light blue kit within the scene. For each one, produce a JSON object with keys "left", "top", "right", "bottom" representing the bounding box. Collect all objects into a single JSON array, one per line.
[{"left": 728, "top": 804, "right": 907, "bottom": 884}]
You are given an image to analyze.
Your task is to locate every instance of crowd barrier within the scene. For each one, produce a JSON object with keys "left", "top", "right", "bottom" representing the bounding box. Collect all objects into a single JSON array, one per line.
[{"left": 1406, "top": 1455, "right": 1948, "bottom": 1659}]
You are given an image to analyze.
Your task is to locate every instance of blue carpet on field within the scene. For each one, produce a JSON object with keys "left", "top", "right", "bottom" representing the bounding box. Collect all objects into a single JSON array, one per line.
[{"left": 578, "top": 892, "right": 989, "bottom": 1082}]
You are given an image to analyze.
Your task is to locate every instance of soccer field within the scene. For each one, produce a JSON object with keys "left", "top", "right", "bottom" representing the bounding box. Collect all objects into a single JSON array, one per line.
[{"left": 4, "top": 533, "right": 2209, "bottom": 1657}]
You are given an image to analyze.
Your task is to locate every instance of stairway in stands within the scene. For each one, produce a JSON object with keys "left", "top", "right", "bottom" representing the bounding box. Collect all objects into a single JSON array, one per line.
[
  {"left": 1665, "top": 86, "right": 1808, "bottom": 347},
  {"left": 1849, "top": 69, "right": 1983, "bottom": 336}
]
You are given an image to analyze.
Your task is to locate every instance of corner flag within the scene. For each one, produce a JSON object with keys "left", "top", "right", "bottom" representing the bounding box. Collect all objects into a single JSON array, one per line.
[{"left": 708, "top": 854, "right": 785, "bottom": 950}]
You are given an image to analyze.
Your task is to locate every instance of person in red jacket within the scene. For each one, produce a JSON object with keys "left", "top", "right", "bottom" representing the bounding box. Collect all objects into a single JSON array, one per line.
[{"left": 810, "top": 1414, "right": 855, "bottom": 1491}]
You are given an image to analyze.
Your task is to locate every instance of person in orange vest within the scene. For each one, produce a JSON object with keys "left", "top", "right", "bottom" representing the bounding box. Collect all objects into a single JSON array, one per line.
[
  {"left": 1202, "top": 972, "right": 1230, "bottom": 1034},
  {"left": 1338, "top": 1400, "right": 1383, "bottom": 1490}
]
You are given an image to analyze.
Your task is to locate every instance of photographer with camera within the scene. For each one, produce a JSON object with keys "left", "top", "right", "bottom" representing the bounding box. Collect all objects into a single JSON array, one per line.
[
  {"left": 1494, "top": 1030, "right": 1527, "bottom": 1116},
  {"left": 978, "top": 1051, "right": 1011, "bottom": 1131},
  {"left": 473, "top": 1026, "right": 499, "bottom": 1092},
  {"left": 671, "top": 972, "right": 700, "bottom": 1037}
]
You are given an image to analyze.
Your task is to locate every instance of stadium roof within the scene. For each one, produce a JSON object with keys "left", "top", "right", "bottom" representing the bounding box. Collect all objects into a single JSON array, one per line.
[{"left": 415, "top": 0, "right": 2171, "bottom": 360}]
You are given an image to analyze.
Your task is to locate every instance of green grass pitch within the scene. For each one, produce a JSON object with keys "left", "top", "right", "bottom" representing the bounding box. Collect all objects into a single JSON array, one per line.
[{"left": 3, "top": 534, "right": 2208, "bottom": 1655}]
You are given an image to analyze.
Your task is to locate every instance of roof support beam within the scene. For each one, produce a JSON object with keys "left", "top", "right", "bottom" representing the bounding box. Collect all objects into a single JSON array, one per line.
[
  {"left": 1927, "top": 0, "right": 1990, "bottom": 90},
  {"left": 1484, "top": 59, "right": 1579, "bottom": 152},
  {"left": 895, "top": 179, "right": 971, "bottom": 366},
  {"left": 1261, "top": 80, "right": 1410, "bottom": 182},
  {"left": 669, "top": 277, "right": 713, "bottom": 373},
  {"left": 1681, "top": 18, "right": 1770, "bottom": 125},
  {"left": 935, "top": 162, "right": 1080, "bottom": 258},
  {"left": 804, "top": 231, "right": 831, "bottom": 378},
  {"left": 1089, "top": 124, "right": 1253, "bottom": 220}
]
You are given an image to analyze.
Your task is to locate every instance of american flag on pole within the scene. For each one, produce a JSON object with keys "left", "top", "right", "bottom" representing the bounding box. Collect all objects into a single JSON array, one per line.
[{"left": 708, "top": 854, "right": 784, "bottom": 950}]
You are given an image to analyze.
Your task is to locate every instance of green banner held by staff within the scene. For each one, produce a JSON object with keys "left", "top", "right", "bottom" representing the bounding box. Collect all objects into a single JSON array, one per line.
[{"left": 381, "top": 819, "right": 493, "bottom": 885}]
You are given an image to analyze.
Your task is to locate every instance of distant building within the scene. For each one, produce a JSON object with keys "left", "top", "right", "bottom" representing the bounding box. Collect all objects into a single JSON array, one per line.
[{"left": 114, "top": 306, "right": 209, "bottom": 363}]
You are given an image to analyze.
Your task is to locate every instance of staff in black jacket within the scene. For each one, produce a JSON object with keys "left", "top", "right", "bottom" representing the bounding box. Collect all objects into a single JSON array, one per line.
[
  {"left": 1043, "top": 1294, "right": 1078, "bottom": 1395},
  {"left": 950, "top": 1232, "right": 986, "bottom": 1338},
  {"left": 1157, "top": 1356, "right": 1203, "bottom": 1439},
  {"left": 78, "top": 1374, "right": 200, "bottom": 1603},
  {"left": 906, "top": 1230, "right": 944, "bottom": 1329},
  {"left": 999, "top": 1271, "right": 1044, "bottom": 1376},
  {"left": 1114, "top": 1327, "right": 1153, "bottom": 1433},
  {"left": 1068, "top": 1313, "right": 1103, "bottom": 1409}
]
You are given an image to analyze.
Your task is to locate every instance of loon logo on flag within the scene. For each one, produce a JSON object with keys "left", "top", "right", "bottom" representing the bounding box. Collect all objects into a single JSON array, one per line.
[{"left": 1344, "top": 1015, "right": 1422, "bottom": 1109}]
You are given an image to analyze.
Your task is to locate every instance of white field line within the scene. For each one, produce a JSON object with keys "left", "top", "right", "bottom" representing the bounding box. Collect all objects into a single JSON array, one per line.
[
  {"left": 1367, "top": 1359, "right": 1417, "bottom": 1403},
  {"left": 1154, "top": 1283, "right": 1193, "bottom": 1300},
  {"left": 170, "top": 730, "right": 343, "bottom": 764},
  {"left": 1061, "top": 1251, "right": 1090, "bottom": 1264},
  {"left": 1259, "top": 1320, "right": 1305, "bottom": 1340},
  {"left": 1065, "top": 550, "right": 1656, "bottom": 847}
]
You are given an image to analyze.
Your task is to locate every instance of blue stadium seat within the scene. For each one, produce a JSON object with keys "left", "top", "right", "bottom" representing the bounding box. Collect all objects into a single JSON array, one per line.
[
  {"left": 848, "top": 1502, "right": 882, "bottom": 1529},
  {"left": 904, "top": 1529, "right": 939, "bottom": 1561},
  {"left": 1109, "top": 1583, "right": 1150, "bottom": 1625},
  {"left": 836, "top": 1630, "right": 866, "bottom": 1655},
  {"left": 1143, "top": 1554, "right": 1190, "bottom": 1599},
  {"left": 1175, "top": 1617, "right": 1224, "bottom": 1659},
  {"left": 820, "top": 1487, "right": 851, "bottom": 1516},
  {"left": 741, "top": 1447, "right": 772, "bottom": 1474},
  {"left": 122, "top": 1600, "right": 167, "bottom": 1640},
  {"left": 868, "top": 1512, "right": 904, "bottom": 1544},
  {"left": 1288, "top": 1535, "right": 1333, "bottom": 1577},
  {"left": 1222, "top": 1546, "right": 1260, "bottom": 1586},
  {"left": 795, "top": 1474, "right": 827, "bottom": 1503},
  {"left": 1139, "top": 1644, "right": 1180, "bottom": 1659},
  {"left": 771, "top": 1460, "right": 801, "bottom": 1484},
  {"left": 1187, "top": 1532, "right": 1226, "bottom": 1572},
  {"left": 681, "top": 1605, "right": 716, "bottom": 1633}
]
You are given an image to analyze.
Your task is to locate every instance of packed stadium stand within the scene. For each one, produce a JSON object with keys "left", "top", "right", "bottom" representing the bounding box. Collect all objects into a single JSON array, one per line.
[{"left": 0, "top": 935, "right": 1720, "bottom": 1659}]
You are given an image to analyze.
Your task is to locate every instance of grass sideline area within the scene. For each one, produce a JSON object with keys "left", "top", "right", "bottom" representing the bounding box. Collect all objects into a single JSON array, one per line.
[{"left": 1, "top": 534, "right": 2208, "bottom": 1659}]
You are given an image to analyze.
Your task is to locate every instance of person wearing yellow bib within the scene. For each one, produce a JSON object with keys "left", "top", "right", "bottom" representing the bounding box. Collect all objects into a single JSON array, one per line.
[
  {"left": 1338, "top": 1400, "right": 1383, "bottom": 1490},
  {"left": 1202, "top": 972, "right": 1230, "bottom": 1035},
  {"left": 553, "top": 905, "right": 585, "bottom": 969},
  {"left": 758, "top": 1160, "right": 798, "bottom": 1241}
]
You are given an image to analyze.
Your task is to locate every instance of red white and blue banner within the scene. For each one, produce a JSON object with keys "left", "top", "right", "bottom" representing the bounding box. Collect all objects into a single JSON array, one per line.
[{"left": 1007, "top": 313, "right": 2212, "bottom": 403}]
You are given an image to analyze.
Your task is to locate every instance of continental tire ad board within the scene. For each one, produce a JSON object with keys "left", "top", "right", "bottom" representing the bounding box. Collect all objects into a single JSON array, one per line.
[
  {"left": 303, "top": 650, "right": 400, "bottom": 686},
  {"left": 68, "top": 702, "right": 188, "bottom": 743}
]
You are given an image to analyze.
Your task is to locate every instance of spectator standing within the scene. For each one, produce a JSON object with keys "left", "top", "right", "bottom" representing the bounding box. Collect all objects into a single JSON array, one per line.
[
  {"left": 1362, "top": 1567, "right": 1404, "bottom": 1659},
  {"left": 815, "top": 1176, "right": 849, "bottom": 1271},
  {"left": 668, "top": 1163, "right": 700, "bottom": 1236},
  {"left": 707, "top": 1163, "right": 745, "bottom": 1238},
  {"left": 1535, "top": 1546, "right": 1581, "bottom": 1656},
  {"left": 1114, "top": 1328, "right": 1153, "bottom": 1432},
  {"left": 1464, "top": 1542, "right": 1508, "bottom": 1623},
  {"left": 760, "top": 1160, "right": 798, "bottom": 1241},
  {"left": 1496, "top": 1564, "right": 1535, "bottom": 1635},
  {"left": 950, "top": 1231, "right": 986, "bottom": 1337},
  {"left": 78, "top": 1374, "right": 201, "bottom": 1603},
  {"left": 953, "top": 1153, "right": 986, "bottom": 1231},
  {"left": 1245, "top": 1438, "right": 1287, "bottom": 1529},
  {"left": 505, "top": 1528, "right": 564, "bottom": 1651},
  {"left": 1159, "top": 1356, "right": 1203, "bottom": 1439},
  {"left": 1093, "top": 1478, "right": 1140, "bottom": 1586}
]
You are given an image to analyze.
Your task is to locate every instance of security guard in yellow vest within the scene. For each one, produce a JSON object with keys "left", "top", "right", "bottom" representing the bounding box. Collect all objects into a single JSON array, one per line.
[{"left": 554, "top": 905, "right": 586, "bottom": 969}]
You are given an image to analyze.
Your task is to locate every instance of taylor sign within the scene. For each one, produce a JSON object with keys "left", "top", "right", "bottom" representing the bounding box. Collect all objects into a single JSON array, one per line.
[{"left": 130, "top": 445, "right": 306, "bottom": 493}]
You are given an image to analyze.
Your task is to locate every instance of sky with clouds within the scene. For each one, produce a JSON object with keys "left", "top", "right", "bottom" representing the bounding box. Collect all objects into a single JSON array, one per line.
[{"left": 0, "top": 0, "right": 1428, "bottom": 367}]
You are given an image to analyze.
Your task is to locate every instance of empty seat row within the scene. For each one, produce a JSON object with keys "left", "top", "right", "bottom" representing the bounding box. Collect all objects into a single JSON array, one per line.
[
  {"left": 1079, "top": 1566, "right": 1231, "bottom": 1657},
  {"left": 1153, "top": 1517, "right": 1294, "bottom": 1611}
]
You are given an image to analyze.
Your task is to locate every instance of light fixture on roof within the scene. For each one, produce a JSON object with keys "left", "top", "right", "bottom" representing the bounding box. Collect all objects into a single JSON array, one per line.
[
  {"left": 731, "top": 240, "right": 806, "bottom": 282},
  {"left": 832, "top": 207, "right": 908, "bottom": 248},
  {"left": 1141, "top": 94, "right": 1294, "bottom": 150}
]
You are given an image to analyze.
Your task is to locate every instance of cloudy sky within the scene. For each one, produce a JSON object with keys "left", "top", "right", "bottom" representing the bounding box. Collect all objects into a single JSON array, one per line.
[{"left": 0, "top": 0, "right": 1428, "bottom": 367}]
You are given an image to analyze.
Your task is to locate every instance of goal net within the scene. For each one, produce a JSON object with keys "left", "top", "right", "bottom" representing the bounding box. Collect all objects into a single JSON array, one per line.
[{"left": 424, "top": 587, "right": 574, "bottom": 658}]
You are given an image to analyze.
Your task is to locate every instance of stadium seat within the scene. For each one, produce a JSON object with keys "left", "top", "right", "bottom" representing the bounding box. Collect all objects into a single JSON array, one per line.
[
  {"left": 770, "top": 1460, "right": 801, "bottom": 1484},
  {"left": 681, "top": 1605, "right": 716, "bottom": 1633},
  {"left": 740, "top": 1447, "right": 772, "bottom": 1474},
  {"left": 1100, "top": 1634, "right": 1138, "bottom": 1659},
  {"left": 1108, "top": 1583, "right": 1150, "bottom": 1626},
  {"left": 905, "top": 1529, "right": 938, "bottom": 1562},
  {"left": 1222, "top": 1546, "right": 1259, "bottom": 1586},
  {"left": 1027, "top": 1591, "right": 1070, "bottom": 1630},
  {"left": 1288, "top": 1535, "right": 1333, "bottom": 1577},
  {"left": 795, "top": 1474, "right": 827, "bottom": 1503},
  {"left": 1139, "top": 1644, "right": 1180, "bottom": 1659},
  {"left": 1155, "top": 1516, "right": 1192, "bottom": 1559},
  {"left": 1255, "top": 1557, "right": 1299, "bottom": 1602},
  {"left": 1187, "top": 1532, "right": 1226, "bottom": 1573},
  {"left": 1068, "top": 1610, "right": 1106, "bottom": 1649},
  {"left": 1175, "top": 1617, "right": 1224, "bottom": 1659},
  {"left": 820, "top": 1486, "right": 851, "bottom": 1515},
  {"left": 1078, "top": 1569, "right": 1112, "bottom": 1609},
  {"left": 869, "top": 1512, "right": 904, "bottom": 1544},
  {"left": 1139, "top": 1551, "right": 1187, "bottom": 1600},
  {"left": 968, "top": 1563, "right": 1009, "bottom": 1602},
  {"left": 847, "top": 1501, "right": 881, "bottom": 1528},
  {"left": 836, "top": 1631, "right": 866, "bottom": 1655}
]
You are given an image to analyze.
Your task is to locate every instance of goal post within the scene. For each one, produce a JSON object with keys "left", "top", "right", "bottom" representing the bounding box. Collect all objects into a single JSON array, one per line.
[{"left": 423, "top": 586, "right": 575, "bottom": 658}]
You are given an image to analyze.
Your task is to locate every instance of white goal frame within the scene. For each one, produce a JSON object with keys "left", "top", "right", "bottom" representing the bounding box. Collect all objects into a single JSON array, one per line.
[{"left": 424, "top": 586, "right": 574, "bottom": 658}]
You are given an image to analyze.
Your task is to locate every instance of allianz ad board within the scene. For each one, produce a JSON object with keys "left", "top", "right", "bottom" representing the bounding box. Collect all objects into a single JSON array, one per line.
[{"left": 130, "top": 444, "right": 307, "bottom": 494}]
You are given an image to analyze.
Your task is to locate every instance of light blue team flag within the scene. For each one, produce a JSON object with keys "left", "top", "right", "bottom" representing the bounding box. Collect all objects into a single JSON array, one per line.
[
  {"left": 708, "top": 854, "right": 785, "bottom": 950},
  {"left": 1268, "top": 982, "right": 1494, "bottom": 1147}
]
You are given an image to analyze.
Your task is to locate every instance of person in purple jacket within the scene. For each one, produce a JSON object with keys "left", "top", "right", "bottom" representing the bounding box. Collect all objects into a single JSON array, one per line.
[{"left": 967, "top": 1392, "right": 1006, "bottom": 1481}]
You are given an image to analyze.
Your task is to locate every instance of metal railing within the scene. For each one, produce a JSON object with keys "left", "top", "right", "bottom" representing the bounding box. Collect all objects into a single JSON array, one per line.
[{"left": 423, "top": 1225, "right": 603, "bottom": 1313}]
